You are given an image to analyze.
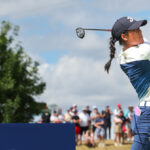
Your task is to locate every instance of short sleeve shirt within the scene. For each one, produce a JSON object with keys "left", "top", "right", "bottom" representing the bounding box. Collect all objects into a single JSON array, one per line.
[{"left": 95, "top": 118, "right": 104, "bottom": 128}]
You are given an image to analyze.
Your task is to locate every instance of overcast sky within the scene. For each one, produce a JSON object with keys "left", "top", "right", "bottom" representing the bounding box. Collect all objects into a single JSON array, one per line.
[{"left": 1, "top": 0, "right": 150, "bottom": 111}]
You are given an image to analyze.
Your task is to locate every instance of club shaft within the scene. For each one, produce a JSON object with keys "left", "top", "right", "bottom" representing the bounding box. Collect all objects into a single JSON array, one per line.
[{"left": 83, "top": 28, "right": 111, "bottom": 32}]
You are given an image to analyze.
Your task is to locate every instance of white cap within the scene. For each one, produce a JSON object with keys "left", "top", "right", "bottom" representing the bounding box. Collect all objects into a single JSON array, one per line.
[
  {"left": 93, "top": 106, "right": 97, "bottom": 109},
  {"left": 72, "top": 104, "right": 77, "bottom": 107}
]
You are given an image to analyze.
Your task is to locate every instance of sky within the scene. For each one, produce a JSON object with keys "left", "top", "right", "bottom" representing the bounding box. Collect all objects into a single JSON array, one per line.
[{"left": 1, "top": 0, "right": 150, "bottom": 112}]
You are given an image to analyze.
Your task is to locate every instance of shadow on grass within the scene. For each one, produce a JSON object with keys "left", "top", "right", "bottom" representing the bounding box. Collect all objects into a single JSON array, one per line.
[{"left": 76, "top": 140, "right": 132, "bottom": 150}]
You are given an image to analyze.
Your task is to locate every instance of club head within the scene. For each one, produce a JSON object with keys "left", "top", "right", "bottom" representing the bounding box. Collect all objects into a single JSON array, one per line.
[{"left": 76, "top": 27, "right": 85, "bottom": 39}]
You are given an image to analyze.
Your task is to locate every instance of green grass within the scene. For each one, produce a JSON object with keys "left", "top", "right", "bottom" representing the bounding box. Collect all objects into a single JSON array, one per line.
[{"left": 76, "top": 140, "right": 132, "bottom": 150}]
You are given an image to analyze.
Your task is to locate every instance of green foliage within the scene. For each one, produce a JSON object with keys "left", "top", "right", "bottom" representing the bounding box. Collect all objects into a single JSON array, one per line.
[{"left": 0, "top": 21, "right": 46, "bottom": 122}]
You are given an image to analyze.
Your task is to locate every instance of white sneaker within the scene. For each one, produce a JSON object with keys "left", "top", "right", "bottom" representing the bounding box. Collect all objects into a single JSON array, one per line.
[
  {"left": 114, "top": 143, "right": 118, "bottom": 146},
  {"left": 102, "top": 143, "right": 105, "bottom": 147},
  {"left": 98, "top": 143, "right": 102, "bottom": 147}
]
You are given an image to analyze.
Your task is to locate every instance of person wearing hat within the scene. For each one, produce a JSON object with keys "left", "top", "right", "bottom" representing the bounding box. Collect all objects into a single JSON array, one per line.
[
  {"left": 114, "top": 103, "right": 122, "bottom": 116},
  {"left": 105, "top": 16, "right": 150, "bottom": 150},
  {"left": 72, "top": 104, "right": 78, "bottom": 114}
]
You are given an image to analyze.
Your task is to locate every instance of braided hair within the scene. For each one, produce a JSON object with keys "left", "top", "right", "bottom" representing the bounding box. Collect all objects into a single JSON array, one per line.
[
  {"left": 104, "top": 37, "right": 116, "bottom": 73},
  {"left": 104, "top": 32, "right": 127, "bottom": 73}
]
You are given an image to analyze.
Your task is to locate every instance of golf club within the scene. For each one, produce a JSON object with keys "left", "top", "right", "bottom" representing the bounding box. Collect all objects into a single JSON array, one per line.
[{"left": 76, "top": 27, "right": 111, "bottom": 39}]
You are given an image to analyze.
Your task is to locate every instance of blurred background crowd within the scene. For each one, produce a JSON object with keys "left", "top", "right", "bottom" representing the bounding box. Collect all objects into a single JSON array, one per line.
[{"left": 38, "top": 104, "right": 134, "bottom": 148}]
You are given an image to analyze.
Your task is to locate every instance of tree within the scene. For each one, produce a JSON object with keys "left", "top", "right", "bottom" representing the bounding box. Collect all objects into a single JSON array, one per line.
[{"left": 0, "top": 21, "right": 46, "bottom": 123}]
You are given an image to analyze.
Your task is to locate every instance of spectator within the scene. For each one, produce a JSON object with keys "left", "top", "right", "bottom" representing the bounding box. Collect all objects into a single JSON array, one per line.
[
  {"left": 57, "top": 108, "right": 64, "bottom": 123},
  {"left": 69, "top": 107, "right": 74, "bottom": 116},
  {"left": 72, "top": 110, "right": 81, "bottom": 145},
  {"left": 113, "top": 112, "right": 122, "bottom": 146},
  {"left": 85, "top": 105, "right": 91, "bottom": 116},
  {"left": 85, "top": 130, "right": 95, "bottom": 147},
  {"left": 79, "top": 108, "right": 90, "bottom": 144},
  {"left": 114, "top": 103, "right": 122, "bottom": 116},
  {"left": 125, "top": 106, "right": 134, "bottom": 141},
  {"left": 50, "top": 111, "right": 60, "bottom": 123},
  {"left": 91, "top": 106, "right": 98, "bottom": 135},
  {"left": 64, "top": 109, "right": 72, "bottom": 123},
  {"left": 72, "top": 104, "right": 78, "bottom": 113},
  {"left": 94, "top": 112, "right": 105, "bottom": 147},
  {"left": 41, "top": 105, "right": 51, "bottom": 123},
  {"left": 104, "top": 105, "right": 113, "bottom": 139},
  {"left": 119, "top": 110, "right": 127, "bottom": 144}
]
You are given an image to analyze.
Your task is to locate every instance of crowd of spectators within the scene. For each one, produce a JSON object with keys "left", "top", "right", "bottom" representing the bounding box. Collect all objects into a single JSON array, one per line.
[{"left": 39, "top": 104, "right": 134, "bottom": 147}]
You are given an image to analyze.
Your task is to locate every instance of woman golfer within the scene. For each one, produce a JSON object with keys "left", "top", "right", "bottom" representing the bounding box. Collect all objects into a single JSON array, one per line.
[{"left": 105, "top": 16, "right": 150, "bottom": 150}]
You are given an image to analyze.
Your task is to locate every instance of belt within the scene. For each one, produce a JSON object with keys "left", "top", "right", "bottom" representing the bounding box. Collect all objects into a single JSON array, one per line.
[{"left": 139, "top": 101, "right": 150, "bottom": 106}]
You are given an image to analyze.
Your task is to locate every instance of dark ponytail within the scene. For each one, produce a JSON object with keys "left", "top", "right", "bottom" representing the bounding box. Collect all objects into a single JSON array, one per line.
[{"left": 104, "top": 37, "right": 116, "bottom": 73}]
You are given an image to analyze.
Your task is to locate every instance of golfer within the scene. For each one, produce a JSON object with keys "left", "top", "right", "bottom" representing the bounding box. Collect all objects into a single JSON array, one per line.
[{"left": 105, "top": 16, "right": 150, "bottom": 150}]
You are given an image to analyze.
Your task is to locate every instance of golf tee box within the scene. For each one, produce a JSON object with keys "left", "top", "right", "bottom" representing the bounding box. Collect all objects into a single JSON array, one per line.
[{"left": 0, "top": 123, "right": 75, "bottom": 150}]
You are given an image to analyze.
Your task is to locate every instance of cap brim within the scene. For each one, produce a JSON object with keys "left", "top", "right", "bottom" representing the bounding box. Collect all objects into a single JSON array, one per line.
[{"left": 128, "top": 20, "right": 147, "bottom": 30}]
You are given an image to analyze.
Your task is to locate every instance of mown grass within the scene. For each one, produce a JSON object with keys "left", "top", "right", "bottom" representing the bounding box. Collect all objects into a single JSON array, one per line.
[{"left": 76, "top": 140, "right": 132, "bottom": 150}]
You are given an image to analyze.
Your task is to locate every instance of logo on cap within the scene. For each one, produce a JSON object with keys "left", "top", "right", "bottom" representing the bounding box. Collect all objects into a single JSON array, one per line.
[{"left": 127, "top": 16, "right": 134, "bottom": 22}]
